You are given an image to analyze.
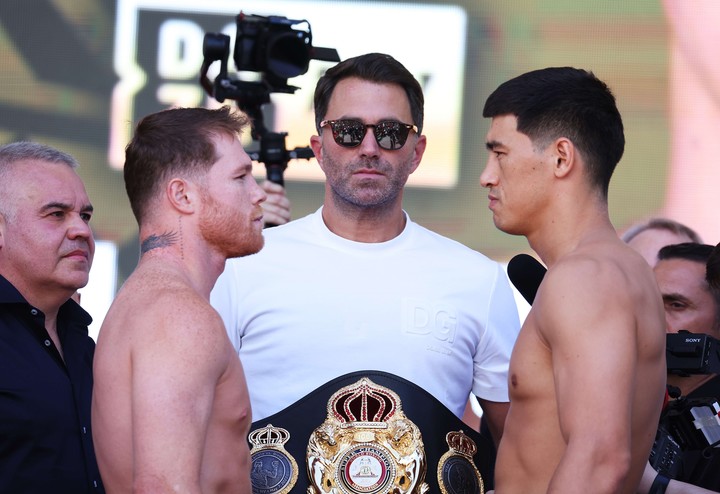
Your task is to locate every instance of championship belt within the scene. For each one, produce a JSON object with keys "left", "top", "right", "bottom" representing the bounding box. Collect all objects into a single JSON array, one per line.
[
  {"left": 247, "top": 370, "right": 494, "bottom": 494},
  {"left": 306, "top": 377, "right": 428, "bottom": 493}
]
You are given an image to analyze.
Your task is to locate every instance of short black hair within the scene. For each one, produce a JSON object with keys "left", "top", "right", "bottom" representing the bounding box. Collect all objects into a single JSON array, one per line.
[
  {"left": 313, "top": 52, "right": 424, "bottom": 134},
  {"left": 483, "top": 67, "right": 624, "bottom": 198},
  {"left": 657, "top": 242, "right": 714, "bottom": 264}
]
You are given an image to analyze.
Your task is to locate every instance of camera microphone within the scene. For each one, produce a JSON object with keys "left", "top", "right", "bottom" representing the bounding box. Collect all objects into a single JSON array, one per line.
[{"left": 507, "top": 253, "right": 546, "bottom": 305}]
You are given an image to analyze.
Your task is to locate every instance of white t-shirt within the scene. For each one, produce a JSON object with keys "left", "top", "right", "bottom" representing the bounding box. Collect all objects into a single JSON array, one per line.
[{"left": 211, "top": 208, "right": 521, "bottom": 421}]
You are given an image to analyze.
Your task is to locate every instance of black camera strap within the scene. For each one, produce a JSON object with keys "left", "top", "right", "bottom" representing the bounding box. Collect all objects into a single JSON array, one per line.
[{"left": 649, "top": 472, "right": 671, "bottom": 494}]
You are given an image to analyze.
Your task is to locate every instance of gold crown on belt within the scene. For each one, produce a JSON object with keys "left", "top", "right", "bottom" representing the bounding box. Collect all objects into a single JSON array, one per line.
[
  {"left": 248, "top": 423, "right": 291, "bottom": 448},
  {"left": 328, "top": 377, "right": 400, "bottom": 426},
  {"left": 309, "top": 377, "right": 429, "bottom": 493},
  {"left": 445, "top": 430, "right": 478, "bottom": 457}
]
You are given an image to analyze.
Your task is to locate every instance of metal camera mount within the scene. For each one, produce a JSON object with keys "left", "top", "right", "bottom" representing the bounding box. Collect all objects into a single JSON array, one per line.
[{"left": 199, "top": 12, "right": 339, "bottom": 189}]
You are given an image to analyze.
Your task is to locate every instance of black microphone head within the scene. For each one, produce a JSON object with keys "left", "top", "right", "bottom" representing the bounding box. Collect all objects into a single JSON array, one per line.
[{"left": 507, "top": 253, "right": 547, "bottom": 305}]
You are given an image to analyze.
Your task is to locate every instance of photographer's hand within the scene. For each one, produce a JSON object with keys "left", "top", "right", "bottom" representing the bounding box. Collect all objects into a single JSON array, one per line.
[{"left": 261, "top": 180, "right": 291, "bottom": 227}]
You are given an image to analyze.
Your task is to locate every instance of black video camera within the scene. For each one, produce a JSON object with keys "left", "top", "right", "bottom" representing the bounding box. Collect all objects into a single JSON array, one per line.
[
  {"left": 233, "top": 13, "right": 338, "bottom": 92},
  {"left": 199, "top": 12, "right": 339, "bottom": 191},
  {"left": 650, "top": 395, "right": 720, "bottom": 479},
  {"left": 649, "top": 332, "right": 720, "bottom": 480},
  {"left": 200, "top": 12, "right": 339, "bottom": 102},
  {"left": 666, "top": 331, "right": 720, "bottom": 376}
]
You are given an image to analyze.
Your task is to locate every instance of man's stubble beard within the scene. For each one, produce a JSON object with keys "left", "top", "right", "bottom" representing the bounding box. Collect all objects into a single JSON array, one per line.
[
  {"left": 199, "top": 192, "right": 264, "bottom": 259},
  {"left": 322, "top": 149, "right": 413, "bottom": 211}
]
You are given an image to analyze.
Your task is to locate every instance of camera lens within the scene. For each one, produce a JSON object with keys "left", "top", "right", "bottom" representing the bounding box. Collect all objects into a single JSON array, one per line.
[{"left": 266, "top": 31, "right": 310, "bottom": 79}]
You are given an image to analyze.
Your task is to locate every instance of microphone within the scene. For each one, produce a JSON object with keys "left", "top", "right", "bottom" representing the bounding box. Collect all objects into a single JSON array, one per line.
[{"left": 507, "top": 253, "right": 547, "bottom": 305}]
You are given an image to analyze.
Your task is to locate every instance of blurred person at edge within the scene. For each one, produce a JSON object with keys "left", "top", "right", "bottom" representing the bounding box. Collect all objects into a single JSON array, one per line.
[
  {"left": 635, "top": 242, "right": 720, "bottom": 494},
  {"left": 0, "top": 141, "right": 103, "bottom": 493},
  {"left": 622, "top": 217, "right": 702, "bottom": 267}
]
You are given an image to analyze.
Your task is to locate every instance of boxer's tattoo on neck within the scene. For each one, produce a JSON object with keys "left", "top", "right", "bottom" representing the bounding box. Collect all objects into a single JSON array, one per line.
[{"left": 140, "top": 231, "right": 178, "bottom": 254}]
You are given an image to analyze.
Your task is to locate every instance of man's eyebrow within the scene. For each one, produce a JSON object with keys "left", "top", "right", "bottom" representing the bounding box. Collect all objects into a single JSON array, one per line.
[
  {"left": 40, "top": 202, "right": 94, "bottom": 213},
  {"left": 41, "top": 201, "right": 71, "bottom": 212},
  {"left": 486, "top": 140, "right": 503, "bottom": 151},
  {"left": 662, "top": 292, "right": 689, "bottom": 304}
]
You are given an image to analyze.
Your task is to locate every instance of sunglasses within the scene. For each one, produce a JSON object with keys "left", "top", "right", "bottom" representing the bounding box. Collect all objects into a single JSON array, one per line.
[{"left": 320, "top": 119, "right": 418, "bottom": 150}]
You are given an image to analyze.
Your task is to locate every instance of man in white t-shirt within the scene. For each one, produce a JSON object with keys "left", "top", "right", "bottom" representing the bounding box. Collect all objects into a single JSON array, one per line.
[{"left": 211, "top": 53, "right": 520, "bottom": 457}]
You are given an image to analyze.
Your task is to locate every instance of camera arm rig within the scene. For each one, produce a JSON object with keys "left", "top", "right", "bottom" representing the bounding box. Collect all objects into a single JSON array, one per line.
[
  {"left": 199, "top": 12, "right": 339, "bottom": 188},
  {"left": 200, "top": 39, "right": 311, "bottom": 186}
]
